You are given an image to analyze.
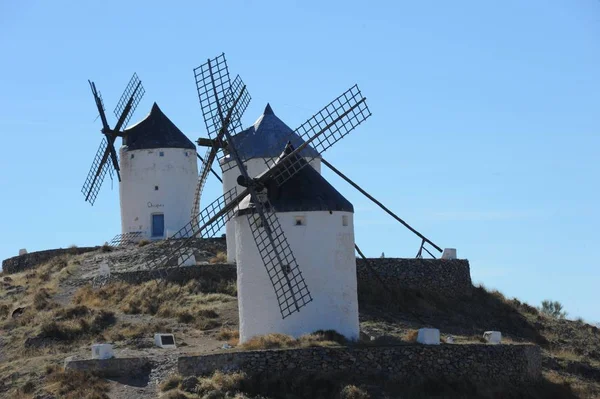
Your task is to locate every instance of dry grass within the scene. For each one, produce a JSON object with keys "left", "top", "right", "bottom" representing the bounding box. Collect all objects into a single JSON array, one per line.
[
  {"left": 160, "top": 374, "right": 183, "bottom": 392},
  {"left": 240, "top": 330, "right": 346, "bottom": 350},
  {"left": 217, "top": 327, "right": 240, "bottom": 346},
  {"left": 209, "top": 251, "right": 228, "bottom": 264},
  {"left": 196, "top": 371, "right": 247, "bottom": 395},
  {"left": 138, "top": 239, "right": 151, "bottom": 247},
  {"left": 404, "top": 329, "right": 418, "bottom": 342},
  {"left": 340, "top": 384, "right": 370, "bottom": 399},
  {"left": 44, "top": 368, "right": 110, "bottom": 399},
  {"left": 73, "top": 280, "right": 233, "bottom": 331}
]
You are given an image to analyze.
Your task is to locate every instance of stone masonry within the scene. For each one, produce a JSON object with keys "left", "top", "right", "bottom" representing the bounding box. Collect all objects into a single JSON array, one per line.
[
  {"left": 178, "top": 344, "right": 541, "bottom": 383},
  {"left": 2, "top": 247, "right": 99, "bottom": 274}
]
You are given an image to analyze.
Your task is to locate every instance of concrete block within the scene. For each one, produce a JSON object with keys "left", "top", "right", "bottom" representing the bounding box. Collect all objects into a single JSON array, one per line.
[
  {"left": 91, "top": 344, "right": 114, "bottom": 359},
  {"left": 18, "top": 249, "right": 27, "bottom": 256},
  {"left": 417, "top": 328, "right": 440, "bottom": 345},
  {"left": 154, "top": 333, "right": 176, "bottom": 349},
  {"left": 441, "top": 248, "right": 457, "bottom": 260},
  {"left": 98, "top": 262, "right": 111, "bottom": 276},
  {"left": 179, "top": 252, "right": 196, "bottom": 267},
  {"left": 483, "top": 331, "right": 502, "bottom": 344}
]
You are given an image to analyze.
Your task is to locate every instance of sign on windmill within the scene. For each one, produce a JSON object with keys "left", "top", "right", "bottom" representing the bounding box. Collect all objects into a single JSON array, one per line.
[{"left": 146, "top": 53, "right": 371, "bottom": 343}]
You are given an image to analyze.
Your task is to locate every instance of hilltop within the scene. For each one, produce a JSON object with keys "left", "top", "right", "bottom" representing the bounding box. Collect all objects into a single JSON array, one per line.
[{"left": 0, "top": 240, "right": 599, "bottom": 398}]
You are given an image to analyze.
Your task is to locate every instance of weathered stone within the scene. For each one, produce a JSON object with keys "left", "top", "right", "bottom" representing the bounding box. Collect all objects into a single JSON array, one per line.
[{"left": 178, "top": 345, "right": 541, "bottom": 385}]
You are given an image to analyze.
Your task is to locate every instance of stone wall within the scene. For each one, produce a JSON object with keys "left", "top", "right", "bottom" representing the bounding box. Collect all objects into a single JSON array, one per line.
[
  {"left": 179, "top": 344, "right": 541, "bottom": 384},
  {"left": 2, "top": 247, "right": 99, "bottom": 274},
  {"left": 64, "top": 357, "right": 151, "bottom": 377},
  {"left": 356, "top": 258, "right": 472, "bottom": 297}
]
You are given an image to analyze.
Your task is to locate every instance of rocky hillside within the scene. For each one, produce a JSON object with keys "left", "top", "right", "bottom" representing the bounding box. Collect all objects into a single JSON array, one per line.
[{"left": 0, "top": 241, "right": 598, "bottom": 398}]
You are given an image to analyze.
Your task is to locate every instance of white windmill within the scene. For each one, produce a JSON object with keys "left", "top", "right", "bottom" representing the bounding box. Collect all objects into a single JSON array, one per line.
[
  {"left": 141, "top": 54, "right": 444, "bottom": 342},
  {"left": 220, "top": 103, "right": 322, "bottom": 263},
  {"left": 147, "top": 54, "right": 371, "bottom": 342},
  {"left": 81, "top": 76, "right": 198, "bottom": 244}
]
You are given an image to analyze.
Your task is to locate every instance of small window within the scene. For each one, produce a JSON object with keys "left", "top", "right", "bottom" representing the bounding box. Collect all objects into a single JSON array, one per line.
[
  {"left": 184, "top": 152, "right": 189, "bottom": 157},
  {"left": 342, "top": 215, "right": 348, "bottom": 227},
  {"left": 131, "top": 154, "right": 134, "bottom": 159},
  {"left": 154, "top": 186, "right": 159, "bottom": 191},
  {"left": 294, "top": 216, "right": 305, "bottom": 226},
  {"left": 159, "top": 151, "right": 164, "bottom": 157}
]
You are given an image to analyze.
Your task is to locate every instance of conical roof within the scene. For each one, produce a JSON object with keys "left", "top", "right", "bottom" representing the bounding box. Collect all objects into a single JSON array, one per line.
[
  {"left": 237, "top": 142, "right": 352, "bottom": 215},
  {"left": 122, "top": 103, "right": 195, "bottom": 151},
  {"left": 223, "top": 104, "right": 320, "bottom": 163}
]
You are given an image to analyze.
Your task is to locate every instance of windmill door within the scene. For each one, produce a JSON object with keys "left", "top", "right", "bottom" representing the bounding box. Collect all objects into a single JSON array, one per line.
[{"left": 151, "top": 214, "right": 165, "bottom": 237}]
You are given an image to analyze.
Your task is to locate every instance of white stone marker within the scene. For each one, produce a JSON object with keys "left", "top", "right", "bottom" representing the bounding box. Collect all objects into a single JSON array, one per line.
[
  {"left": 483, "top": 331, "right": 502, "bottom": 344},
  {"left": 91, "top": 344, "right": 114, "bottom": 359},
  {"left": 98, "top": 262, "right": 111, "bottom": 277},
  {"left": 417, "top": 328, "right": 440, "bottom": 345},
  {"left": 441, "top": 248, "right": 457, "bottom": 260},
  {"left": 179, "top": 251, "right": 196, "bottom": 267},
  {"left": 446, "top": 335, "right": 455, "bottom": 344},
  {"left": 18, "top": 249, "right": 27, "bottom": 256},
  {"left": 154, "top": 333, "right": 177, "bottom": 349}
]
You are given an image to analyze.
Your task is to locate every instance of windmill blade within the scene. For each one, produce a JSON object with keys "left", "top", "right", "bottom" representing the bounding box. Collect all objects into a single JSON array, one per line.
[
  {"left": 113, "top": 73, "right": 145, "bottom": 130},
  {"left": 81, "top": 137, "right": 115, "bottom": 205},
  {"left": 264, "top": 85, "right": 371, "bottom": 186},
  {"left": 194, "top": 54, "right": 251, "bottom": 140},
  {"left": 108, "top": 231, "right": 143, "bottom": 247},
  {"left": 89, "top": 80, "right": 110, "bottom": 132},
  {"left": 214, "top": 96, "right": 313, "bottom": 319},
  {"left": 146, "top": 187, "right": 240, "bottom": 272},
  {"left": 211, "top": 75, "right": 251, "bottom": 136},
  {"left": 191, "top": 76, "right": 251, "bottom": 223},
  {"left": 246, "top": 197, "right": 313, "bottom": 318},
  {"left": 191, "top": 147, "right": 217, "bottom": 225}
]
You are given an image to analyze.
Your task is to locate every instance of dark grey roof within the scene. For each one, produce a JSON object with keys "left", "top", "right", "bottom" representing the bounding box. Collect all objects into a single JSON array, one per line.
[
  {"left": 222, "top": 104, "right": 320, "bottom": 163},
  {"left": 237, "top": 142, "right": 353, "bottom": 215},
  {"left": 122, "top": 103, "right": 195, "bottom": 151}
]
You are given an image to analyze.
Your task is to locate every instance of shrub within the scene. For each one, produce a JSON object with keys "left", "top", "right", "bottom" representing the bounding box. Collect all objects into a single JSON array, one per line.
[
  {"left": 216, "top": 328, "right": 239, "bottom": 341},
  {"left": 138, "top": 239, "right": 150, "bottom": 247},
  {"left": 45, "top": 369, "right": 109, "bottom": 399},
  {"left": 159, "top": 374, "right": 182, "bottom": 392},
  {"left": 539, "top": 300, "right": 567, "bottom": 319},
  {"left": 100, "top": 244, "right": 112, "bottom": 253},
  {"left": 196, "top": 371, "right": 246, "bottom": 396},
  {"left": 33, "top": 289, "right": 53, "bottom": 310},
  {"left": 404, "top": 329, "right": 418, "bottom": 342},
  {"left": 340, "top": 384, "right": 370, "bottom": 399},
  {"left": 209, "top": 251, "right": 228, "bottom": 264}
]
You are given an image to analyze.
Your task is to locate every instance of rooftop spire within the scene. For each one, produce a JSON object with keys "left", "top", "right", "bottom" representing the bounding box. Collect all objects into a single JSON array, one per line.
[{"left": 264, "top": 103, "right": 274, "bottom": 115}]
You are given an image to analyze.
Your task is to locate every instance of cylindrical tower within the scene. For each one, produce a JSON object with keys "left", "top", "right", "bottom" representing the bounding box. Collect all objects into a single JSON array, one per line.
[
  {"left": 119, "top": 103, "right": 198, "bottom": 239},
  {"left": 221, "top": 104, "right": 321, "bottom": 262},
  {"left": 234, "top": 144, "right": 358, "bottom": 342}
]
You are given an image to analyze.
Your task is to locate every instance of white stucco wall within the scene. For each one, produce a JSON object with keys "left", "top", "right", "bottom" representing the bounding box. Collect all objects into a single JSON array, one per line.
[
  {"left": 119, "top": 147, "right": 198, "bottom": 239},
  {"left": 222, "top": 157, "right": 322, "bottom": 263},
  {"left": 235, "top": 210, "right": 358, "bottom": 342}
]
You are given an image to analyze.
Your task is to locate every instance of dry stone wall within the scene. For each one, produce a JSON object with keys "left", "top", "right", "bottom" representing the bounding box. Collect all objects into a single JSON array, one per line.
[
  {"left": 2, "top": 247, "right": 99, "bottom": 274},
  {"left": 356, "top": 258, "right": 472, "bottom": 297},
  {"left": 178, "top": 344, "right": 541, "bottom": 383}
]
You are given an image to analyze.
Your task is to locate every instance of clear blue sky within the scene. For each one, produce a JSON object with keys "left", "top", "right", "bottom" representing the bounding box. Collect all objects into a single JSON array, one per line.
[{"left": 1, "top": 1, "right": 598, "bottom": 322}]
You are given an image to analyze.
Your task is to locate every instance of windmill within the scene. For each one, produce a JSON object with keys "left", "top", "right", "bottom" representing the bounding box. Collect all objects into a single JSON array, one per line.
[
  {"left": 145, "top": 54, "right": 370, "bottom": 326},
  {"left": 81, "top": 74, "right": 145, "bottom": 205}
]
